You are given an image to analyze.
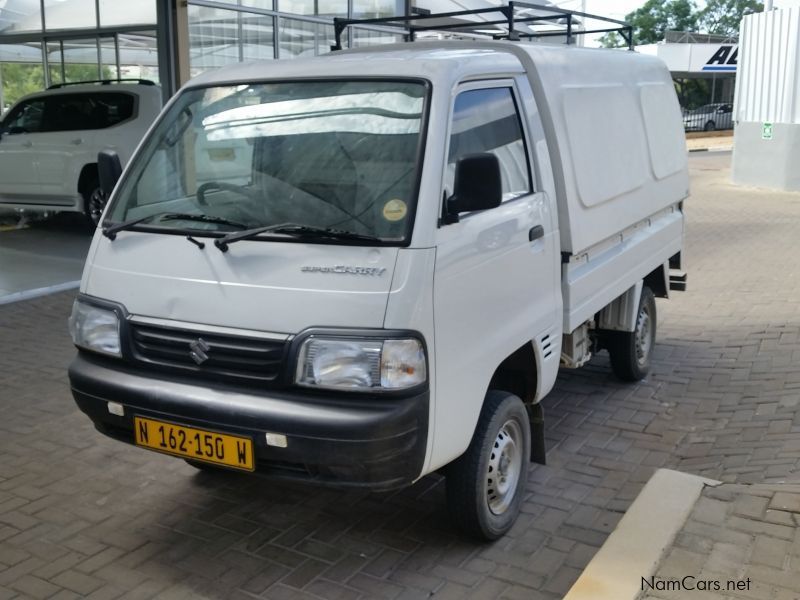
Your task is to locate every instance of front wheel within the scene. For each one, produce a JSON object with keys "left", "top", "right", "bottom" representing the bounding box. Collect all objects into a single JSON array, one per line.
[
  {"left": 607, "top": 286, "right": 657, "bottom": 381},
  {"left": 704, "top": 120, "right": 716, "bottom": 132},
  {"left": 446, "top": 390, "right": 531, "bottom": 541}
]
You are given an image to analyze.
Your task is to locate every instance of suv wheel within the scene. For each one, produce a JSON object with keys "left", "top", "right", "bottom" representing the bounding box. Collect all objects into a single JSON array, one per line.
[{"left": 83, "top": 178, "right": 107, "bottom": 227}]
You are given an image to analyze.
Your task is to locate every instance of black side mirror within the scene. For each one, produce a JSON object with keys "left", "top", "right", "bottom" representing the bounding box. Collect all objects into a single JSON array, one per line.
[
  {"left": 98, "top": 149, "right": 123, "bottom": 198},
  {"left": 443, "top": 153, "right": 502, "bottom": 224}
]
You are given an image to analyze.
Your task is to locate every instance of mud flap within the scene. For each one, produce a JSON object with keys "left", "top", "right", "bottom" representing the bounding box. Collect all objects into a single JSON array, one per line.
[{"left": 527, "top": 402, "right": 546, "bottom": 465}]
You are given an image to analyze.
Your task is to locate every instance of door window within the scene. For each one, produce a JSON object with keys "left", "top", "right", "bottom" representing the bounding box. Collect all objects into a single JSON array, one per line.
[
  {"left": 2, "top": 99, "right": 45, "bottom": 134},
  {"left": 445, "top": 87, "right": 531, "bottom": 201},
  {"left": 43, "top": 92, "right": 135, "bottom": 132}
]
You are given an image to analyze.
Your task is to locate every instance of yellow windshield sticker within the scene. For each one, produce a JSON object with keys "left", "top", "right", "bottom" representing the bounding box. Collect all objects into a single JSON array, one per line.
[{"left": 383, "top": 199, "right": 408, "bottom": 222}]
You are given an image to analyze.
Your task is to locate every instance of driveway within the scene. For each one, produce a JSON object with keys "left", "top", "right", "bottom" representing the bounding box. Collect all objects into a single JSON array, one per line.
[{"left": 1, "top": 152, "right": 799, "bottom": 599}]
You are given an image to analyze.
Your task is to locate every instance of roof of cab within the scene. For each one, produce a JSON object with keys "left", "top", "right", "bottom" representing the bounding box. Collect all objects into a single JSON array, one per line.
[{"left": 184, "top": 43, "right": 526, "bottom": 90}]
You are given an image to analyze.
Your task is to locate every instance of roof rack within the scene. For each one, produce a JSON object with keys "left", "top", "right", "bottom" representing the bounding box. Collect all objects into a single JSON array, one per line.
[
  {"left": 47, "top": 78, "right": 156, "bottom": 90},
  {"left": 331, "top": 2, "right": 633, "bottom": 51}
]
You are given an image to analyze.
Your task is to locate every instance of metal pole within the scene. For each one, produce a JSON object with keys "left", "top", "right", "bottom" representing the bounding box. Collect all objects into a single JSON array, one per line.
[
  {"left": 95, "top": 0, "right": 101, "bottom": 78},
  {"left": 114, "top": 33, "right": 120, "bottom": 79},
  {"left": 711, "top": 72, "right": 717, "bottom": 103}
]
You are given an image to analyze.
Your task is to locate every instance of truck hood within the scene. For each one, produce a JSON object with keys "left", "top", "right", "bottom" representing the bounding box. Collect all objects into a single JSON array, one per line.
[{"left": 83, "top": 233, "right": 398, "bottom": 334}]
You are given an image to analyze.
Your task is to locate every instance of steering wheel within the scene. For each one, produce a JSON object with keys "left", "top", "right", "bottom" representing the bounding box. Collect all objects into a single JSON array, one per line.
[{"left": 196, "top": 181, "right": 262, "bottom": 206}]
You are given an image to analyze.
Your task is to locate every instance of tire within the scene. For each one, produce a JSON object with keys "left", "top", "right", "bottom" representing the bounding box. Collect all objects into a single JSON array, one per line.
[
  {"left": 704, "top": 120, "right": 716, "bottom": 132},
  {"left": 82, "top": 177, "right": 107, "bottom": 227},
  {"left": 446, "top": 390, "right": 531, "bottom": 541},
  {"left": 607, "top": 286, "right": 657, "bottom": 381}
]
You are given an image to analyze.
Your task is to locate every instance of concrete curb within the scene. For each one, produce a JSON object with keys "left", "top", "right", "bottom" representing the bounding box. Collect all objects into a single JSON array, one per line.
[
  {"left": 563, "top": 469, "right": 720, "bottom": 600},
  {"left": 0, "top": 280, "right": 80, "bottom": 306}
]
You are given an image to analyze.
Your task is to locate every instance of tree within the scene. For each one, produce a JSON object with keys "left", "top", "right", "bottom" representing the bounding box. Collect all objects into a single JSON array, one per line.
[
  {"left": 599, "top": 0, "right": 762, "bottom": 47},
  {"left": 600, "top": 0, "right": 699, "bottom": 48},
  {"left": 1, "top": 63, "right": 114, "bottom": 110},
  {"left": 699, "top": 0, "right": 763, "bottom": 36}
]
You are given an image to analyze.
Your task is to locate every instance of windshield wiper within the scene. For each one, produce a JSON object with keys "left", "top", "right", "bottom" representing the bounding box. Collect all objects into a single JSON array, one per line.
[
  {"left": 103, "top": 212, "right": 249, "bottom": 241},
  {"left": 160, "top": 213, "right": 250, "bottom": 229},
  {"left": 214, "top": 223, "right": 382, "bottom": 252},
  {"left": 102, "top": 215, "right": 157, "bottom": 240}
]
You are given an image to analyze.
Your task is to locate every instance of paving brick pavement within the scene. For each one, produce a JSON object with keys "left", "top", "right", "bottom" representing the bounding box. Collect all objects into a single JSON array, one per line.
[
  {"left": 641, "top": 483, "right": 800, "bottom": 600},
  {"left": 1, "top": 151, "right": 799, "bottom": 599}
]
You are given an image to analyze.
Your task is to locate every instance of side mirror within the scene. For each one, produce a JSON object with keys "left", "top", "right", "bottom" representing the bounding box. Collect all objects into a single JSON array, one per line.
[
  {"left": 98, "top": 149, "right": 122, "bottom": 198},
  {"left": 443, "top": 153, "right": 502, "bottom": 224}
]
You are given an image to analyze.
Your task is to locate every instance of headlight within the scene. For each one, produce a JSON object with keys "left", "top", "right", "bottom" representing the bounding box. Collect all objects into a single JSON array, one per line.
[
  {"left": 68, "top": 299, "right": 121, "bottom": 357},
  {"left": 295, "top": 336, "right": 426, "bottom": 391}
]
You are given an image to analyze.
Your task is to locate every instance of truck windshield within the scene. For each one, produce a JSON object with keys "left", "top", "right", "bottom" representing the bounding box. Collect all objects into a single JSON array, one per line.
[{"left": 106, "top": 80, "right": 428, "bottom": 245}]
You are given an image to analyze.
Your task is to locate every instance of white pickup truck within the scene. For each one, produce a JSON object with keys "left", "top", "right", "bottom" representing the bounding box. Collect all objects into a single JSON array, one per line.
[{"left": 67, "top": 35, "right": 688, "bottom": 540}]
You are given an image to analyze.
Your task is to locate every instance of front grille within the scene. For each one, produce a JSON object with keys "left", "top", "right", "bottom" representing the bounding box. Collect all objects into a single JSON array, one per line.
[{"left": 128, "top": 322, "right": 286, "bottom": 383}]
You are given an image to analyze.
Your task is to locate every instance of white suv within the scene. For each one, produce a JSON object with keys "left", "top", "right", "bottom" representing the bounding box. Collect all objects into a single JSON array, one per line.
[{"left": 0, "top": 79, "right": 161, "bottom": 225}]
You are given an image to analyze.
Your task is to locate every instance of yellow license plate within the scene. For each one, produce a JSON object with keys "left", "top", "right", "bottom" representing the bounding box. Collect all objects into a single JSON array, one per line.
[{"left": 134, "top": 416, "right": 254, "bottom": 471}]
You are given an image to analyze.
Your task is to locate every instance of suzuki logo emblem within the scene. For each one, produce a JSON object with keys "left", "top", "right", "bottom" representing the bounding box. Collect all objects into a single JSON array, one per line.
[{"left": 189, "top": 338, "right": 210, "bottom": 365}]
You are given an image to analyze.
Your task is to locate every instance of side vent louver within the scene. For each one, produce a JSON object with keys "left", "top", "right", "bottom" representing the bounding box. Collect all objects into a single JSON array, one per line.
[{"left": 541, "top": 334, "right": 553, "bottom": 359}]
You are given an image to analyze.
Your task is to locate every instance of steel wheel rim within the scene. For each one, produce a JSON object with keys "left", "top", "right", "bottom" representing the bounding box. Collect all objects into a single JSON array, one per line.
[
  {"left": 635, "top": 303, "right": 653, "bottom": 367},
  {"left": 89, "top": 188, "right": 107, "bottom": 225},
  {"left": 486, "top": 419, "right": 523, "bottom": 515}
]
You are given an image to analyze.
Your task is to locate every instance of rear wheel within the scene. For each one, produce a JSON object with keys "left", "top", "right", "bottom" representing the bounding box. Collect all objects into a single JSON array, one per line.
[
  {"left": 607, "top": 286, "right": 657, "bottom": 381},
  {"left": 446, "top": 390, "right": 530, "bottom": 541},
  {"left": 82, "top": 177, "right": 107, "bottom": 227}
]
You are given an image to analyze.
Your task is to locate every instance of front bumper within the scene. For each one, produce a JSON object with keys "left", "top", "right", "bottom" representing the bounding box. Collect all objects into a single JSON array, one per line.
[{"left": 69, "top": 353, "right": 428, "bottom": 491}]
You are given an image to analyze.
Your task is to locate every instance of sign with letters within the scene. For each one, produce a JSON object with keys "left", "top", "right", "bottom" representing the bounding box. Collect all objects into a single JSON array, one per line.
[{"left": 689, "top": 44, "right": 739, "bottom": 73}]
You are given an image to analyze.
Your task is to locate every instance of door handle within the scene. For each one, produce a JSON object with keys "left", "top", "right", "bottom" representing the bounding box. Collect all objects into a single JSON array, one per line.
[
  {"left": 71, "top": 138, "right": 83, "bottom": 145},
  {"left": 529, "top": 225, "right": 545, "bottom": 242}
]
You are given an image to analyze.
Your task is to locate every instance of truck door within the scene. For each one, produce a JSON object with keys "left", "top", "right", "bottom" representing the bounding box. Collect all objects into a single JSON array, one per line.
[{"left": 432, "top": 81, "right": 559, "bottom": 468}]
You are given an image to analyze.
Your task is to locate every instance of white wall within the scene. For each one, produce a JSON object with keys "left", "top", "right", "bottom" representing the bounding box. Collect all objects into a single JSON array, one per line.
[
  {"left": 734, "top": 7, "right": 800, "bottom": 124},
  {"left": 732, "top": 7, "right": 800, "bottom": 191}
]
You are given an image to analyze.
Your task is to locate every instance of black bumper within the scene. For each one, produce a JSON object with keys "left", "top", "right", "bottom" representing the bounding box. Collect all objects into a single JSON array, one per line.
[{"left": 68, "top": 353, "right": 428, "bottom": 491}]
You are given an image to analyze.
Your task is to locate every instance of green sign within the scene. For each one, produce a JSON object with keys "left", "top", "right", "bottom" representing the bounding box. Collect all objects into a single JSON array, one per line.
[{"left": 762, "top": 122, "right": 774, "bottom": 140}]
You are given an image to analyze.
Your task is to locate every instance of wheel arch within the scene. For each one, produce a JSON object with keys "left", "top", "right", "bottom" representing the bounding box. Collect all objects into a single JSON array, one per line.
[
  {"left": 487, "top": 342, "right": 546, "bottom": 465},
  {"left": 77, "top": 163, "right": 99, "bottom": 198},
  {"left": 644, "top": 261, "right": 669, "bottom": 299},
  {"left": 488, "top": 342, "right": 538, "bottom": 407}
]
